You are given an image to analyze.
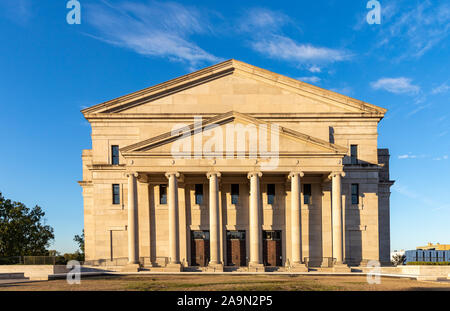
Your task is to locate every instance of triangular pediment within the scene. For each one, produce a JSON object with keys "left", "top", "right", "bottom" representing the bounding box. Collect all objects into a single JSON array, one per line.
[
  {"left": 120, "top": 111, "right": 347, "bottom": 157},
  {"left": 82, "top": 60, "right": 386, "bottom": 117}
]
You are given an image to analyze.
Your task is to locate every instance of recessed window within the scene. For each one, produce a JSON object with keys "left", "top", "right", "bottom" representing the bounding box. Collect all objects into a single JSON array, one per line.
[
  {"left": 303, "top": 184, "right": 312, "bottom": 205},
  {"left": 159, "top": 184, "right": 167, "bottom": 205},
  {"left": 195, "top": 184, "right": 203, "bottom": 205},
  {"left": 112, "top": 184, "right": 120, "bottom": 205},
  {"left": 267, "top": 184, "right": 275, "bottom": 205},
  {"left": 111, "top": 145, "right": 119, "bottom": 165},
  {"left": 351, "top": 184, "right": 359, "bottom": 204},
  {"left": 350, "top": 145, "right": 358, "bottom": 164},
  {"left": 329, "top": 126, "right": 335, "bottom": 144},
  {"left": 231, "top": 184, "right": 239, "bottom": 205}
]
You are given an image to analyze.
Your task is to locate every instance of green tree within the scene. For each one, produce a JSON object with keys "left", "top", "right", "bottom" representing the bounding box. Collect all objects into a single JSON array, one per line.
[
  {"left": 74, "top": 229, "right": 84, "bottom": 254},
  {"left": 0, "top": 192, "right": 54, "bottom": 256}
]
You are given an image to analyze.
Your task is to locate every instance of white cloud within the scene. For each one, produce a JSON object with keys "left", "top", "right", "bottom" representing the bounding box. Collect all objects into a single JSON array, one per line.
[
  {"left": 398, "top": 154, "right": 417, "bottom": 159},
  {"left": 432, "top": 83, "right": 450, "bottom": 94},
  {"left": 433, "top": 155, "right": 449, "bottom": 161},
  {"left": 297, "top": 76, "right": 320, "bottom": 84},
  {"left": 238, "top": 8, "right": 289, "bottom": 32},
  {"left": 251, "top": 35, "right": 352, "bottom": 64},
  {"left": 0, "top": 0, "right": 32, "bottom": 25},
  {"left": 376, "top": 2, "right": 450, "bottom": 58},
  {"left": 370, "top": 77, "right": 420, "bottom": 95},
  {"left": 330, "top": 87, "right": 353, "bottom": 96},
  {"left": 239, "top": 8, "right": 352, "bottom": 67},
  {"left": 308, "top": 65, "right": 321, "bottom": 73},
  {"left": 392, "top": 183, "right": 450, "bottom": 211},
  {"left": 86, "top": 1, "right": 222, "bottom": 68}
]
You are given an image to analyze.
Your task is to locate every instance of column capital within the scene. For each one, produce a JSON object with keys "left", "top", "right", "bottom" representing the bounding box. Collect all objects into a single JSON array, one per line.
[
  {"left": 247, "top": 171, "right": 262, "bottom": 179},
  {"left": 328, "top": 171, "right": 346, "bottom": 180},
  {"left": 165, "top": 172, "right": 180, "bottom": 179},
  {"left": 206, "top": 172, "right": 221, "bottom": 179},
  {"left": 288, "top": 171, "right": 304, "bottom": 179},
  {"left": 125, "top": 172, "right": 139, "bottom": 178}
]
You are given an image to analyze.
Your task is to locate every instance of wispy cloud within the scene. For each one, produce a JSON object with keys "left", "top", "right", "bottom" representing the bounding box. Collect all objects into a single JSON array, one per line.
[
  {"left": 398, "top": 153, "right": 448, "bottom": 160},
  {"left": 239, "top": 8, "right": 352, "bottom": 67},
  {"left": 393, "top": 183, "right": 450, "bottom": 211},
  {"left": 432, "top": 83, "right": 450, "bottom": 95},
  {"left": 370, "top": 77, "right": 420, "bottom": 95},
  {"left": 251, "top": 35, "right": 352, "bottom": 65},
  {"left": 238, "top": 7, "right": 290, "bottom": 33},
  {"left": 86, "top": 1, "right": 222, "bottom": 69},
  {"left": 376, "top": 1, "right": 450, "bottom": 59},
  {"left": 0, "top": 0, "right": 32, "bottom": 25},
  {"left": 297, "top": 76, "right": 320, "bottom": 84},
  {"left": 330, "top": 87, "right": 353, "bottom": 97},
  {"left": 433, "top": 155, "right": 449, "bottom": 161},
  {"left": 398, "top": 154, "right": 417, "bottom": 159},
  {"left": 308, "top": 65, "right": 321, "bottom": 73}
]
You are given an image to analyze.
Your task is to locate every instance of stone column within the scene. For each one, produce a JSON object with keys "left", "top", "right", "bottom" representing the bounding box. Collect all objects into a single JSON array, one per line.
[
  {"left": 248, "top": 172, "right": 263, "bottom": 268},
  {"left": 329, "top": 171, "right": 345, "bottom": 264},
  {"left": 289, "top": 171, "right": 304, "bottom": 265},
  {"left": 166, "top": 172, "right": 180, "bottom": 265},
  {"left": 127, "top": 172, "right": 139, "bottom": 265},
  {"left": 207, "top": 172, "right": 222, "bottom": 268}
]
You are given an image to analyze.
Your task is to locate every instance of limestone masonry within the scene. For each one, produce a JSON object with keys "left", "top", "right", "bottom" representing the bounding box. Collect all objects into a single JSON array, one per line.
[{"left": 79, "top": 60, "right": 394, "bottom": 271}]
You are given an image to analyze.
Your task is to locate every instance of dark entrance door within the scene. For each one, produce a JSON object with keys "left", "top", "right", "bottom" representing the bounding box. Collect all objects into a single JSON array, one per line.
[
  {"left": 226, "top": 230, "right": 246, "bottom": 266},
  {"left": 191, "top": 231, "right": 210, "bottom": 266},
  {"left": 263, "top": 230, "right": 282, "bottom": 266}
]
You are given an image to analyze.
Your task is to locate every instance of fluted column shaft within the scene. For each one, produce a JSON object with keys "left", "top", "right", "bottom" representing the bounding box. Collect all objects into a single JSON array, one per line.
[
  {"left": 127, "top": 172, "right": 139, "bottom": 264},
  {"left": 166, "top": 172, "right": 180, "bottom": 264},
  {"left": 289, "top": 172, "right": 304, "bottom": 264},
  {"left": 248, "top": 172, "right": 263, "bottom": 265},
  {"left": 207, "top": 172, "right": 221, "bottom": 265},
  {"left": 330, "top": 172, "right": 345, "bottom": 263}
]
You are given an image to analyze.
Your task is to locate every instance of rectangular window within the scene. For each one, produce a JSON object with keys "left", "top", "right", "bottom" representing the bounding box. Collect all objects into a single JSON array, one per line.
[
  {"left": 195, "top": 184, "right": 203, "bottom": 205},
  {"left": 231, "top": 184, "right": 239, "bottom": 205},
  {"left": 267, "top": 184, "right": 275, "bottom": 205},
  {"left": 112, "top": 184, "right": 120, "bottom": 204},
  {"left": 329, "top": 126, "right": 335, "bottom": 144},
  {"left": 159, "top": 184, "right": 167, "bottom": 205},
  {"left": 303, "top": 184, "right": 312, "bottom": 205},
  {"left": 111, "top": 145, "right": 119, "bottom": 165},
  {"left": 351, "top": 184, "right": 359, "bottom": 204},
  {"left": 350, "top": 145, "right": 358, "bottom": 164}
]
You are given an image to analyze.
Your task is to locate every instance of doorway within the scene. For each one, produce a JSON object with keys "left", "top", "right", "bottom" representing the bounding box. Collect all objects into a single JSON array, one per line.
[
  {"left": 190, "top": 230, "right": 210, "bottom": 266},
  {"left": 226, "top": 230, "right": 246, "bottom": 266},
  {"left": 263, "top": 230, "right": 282, "bottom": 266}
]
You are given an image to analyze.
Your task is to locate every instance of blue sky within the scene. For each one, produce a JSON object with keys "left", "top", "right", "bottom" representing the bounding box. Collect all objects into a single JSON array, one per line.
[{"left": 0, "top": 0, "right": 449, "bottom": 254}]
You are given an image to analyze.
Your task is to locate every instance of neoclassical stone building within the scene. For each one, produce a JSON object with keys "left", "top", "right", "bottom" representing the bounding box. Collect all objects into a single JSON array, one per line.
[{"left": 79, "top": 60, "right": 394, "bottom": 271}]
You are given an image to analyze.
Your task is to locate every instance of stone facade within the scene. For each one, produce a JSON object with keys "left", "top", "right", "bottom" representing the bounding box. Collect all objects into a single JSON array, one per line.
[{"left": 79, "top": 60, "right": 394, "bottom": 269}]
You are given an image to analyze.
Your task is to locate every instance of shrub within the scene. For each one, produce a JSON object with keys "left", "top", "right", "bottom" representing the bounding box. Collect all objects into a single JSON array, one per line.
[{"left": 406, "top": 261, "right": 450, "bottom": 265}]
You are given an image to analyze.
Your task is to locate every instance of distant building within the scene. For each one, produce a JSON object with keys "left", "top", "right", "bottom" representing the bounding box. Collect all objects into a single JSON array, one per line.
[
  {"left": 416, "top": 242, "right": 450, "bottom": 251},
  {"left": 404, "top": 243, "right": 450, "bottom": 263}
]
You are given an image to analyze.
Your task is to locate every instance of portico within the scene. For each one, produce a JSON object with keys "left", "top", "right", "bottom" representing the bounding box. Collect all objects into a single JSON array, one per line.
[{"left": 123, "top": 165, "right": 348, "bottom": 271}]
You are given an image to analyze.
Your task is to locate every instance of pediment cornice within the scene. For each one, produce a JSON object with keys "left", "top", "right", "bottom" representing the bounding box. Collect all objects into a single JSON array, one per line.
[
  {"left": 82, "top": 59, "right": 386, "bottom": 117},
  {"left": 120, "top": 111, "right": 348, "bottom": 156}
]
